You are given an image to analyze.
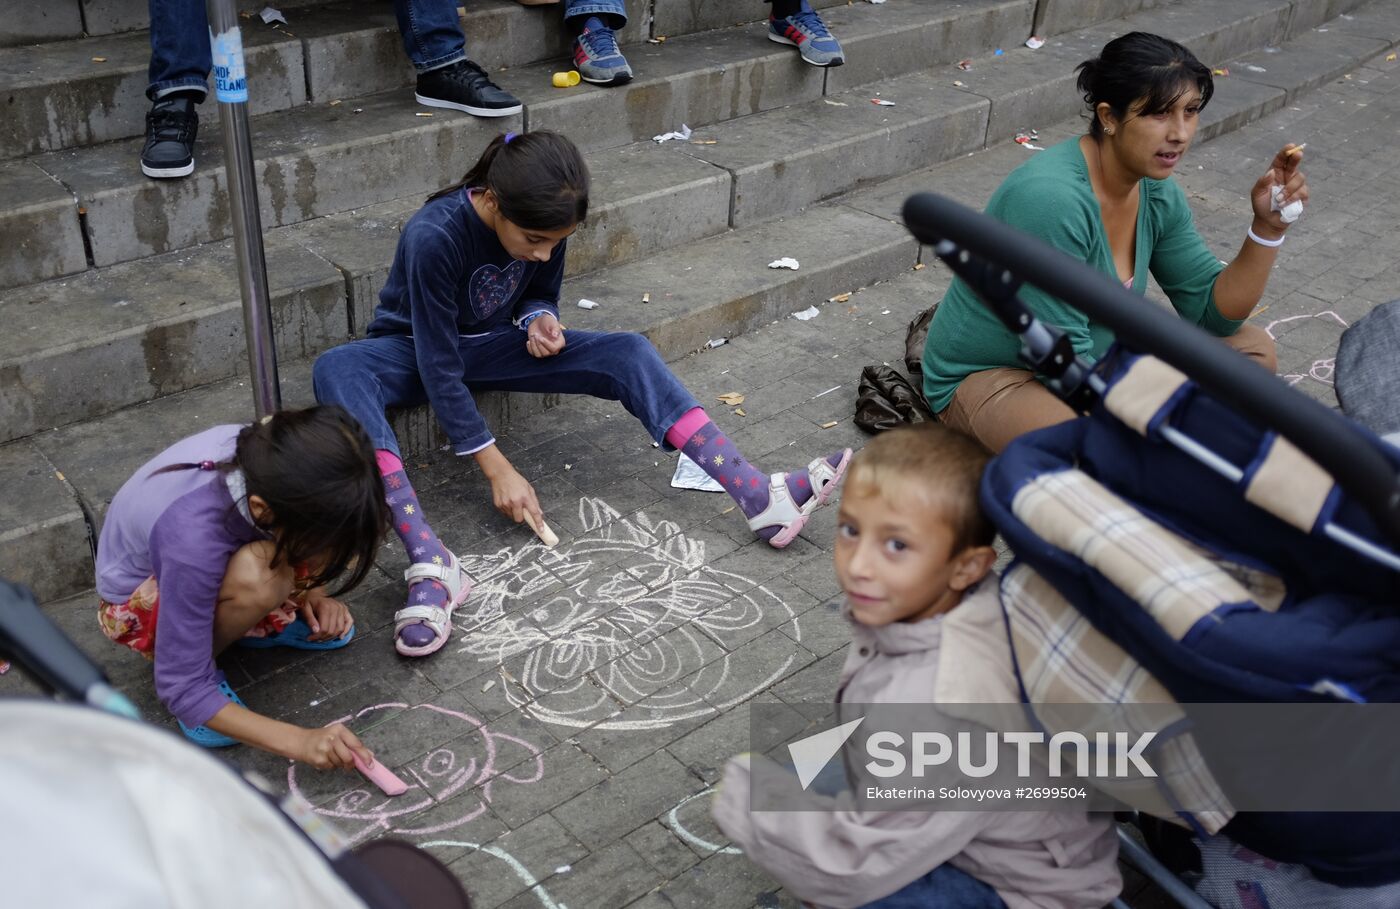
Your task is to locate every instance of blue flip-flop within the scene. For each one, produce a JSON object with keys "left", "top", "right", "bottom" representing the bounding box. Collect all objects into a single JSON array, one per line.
[
  {"left": 236, "top": 617, "right": 355, "bottom": 651},
  {"left": 178, "top": 680, "right": 243, "bottom": 748}
]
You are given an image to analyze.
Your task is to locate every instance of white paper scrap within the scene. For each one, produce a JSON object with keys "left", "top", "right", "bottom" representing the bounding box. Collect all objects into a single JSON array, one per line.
[
  {"left": 577, "top": 298, "right": 599, "bottom": 310},
  {"left": 793, "top": 305, "right": 820, "bottom": 321},
  {"left": 768, "top": 257, "right": 800, "bottom": 270},
  {"left": 259, "top": 5, "right": 288, "bottom": 25},
  {"left": 672, "top": 453, "right": 725, "bottom": 492},
  {"left": 652, "top": 124, "right": 693, "bottom": 143}
]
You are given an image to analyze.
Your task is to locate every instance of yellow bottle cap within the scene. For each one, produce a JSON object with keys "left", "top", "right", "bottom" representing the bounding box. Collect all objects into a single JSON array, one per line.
[{"left": 552, "top": 70, "right": 581, "bottom": 87}]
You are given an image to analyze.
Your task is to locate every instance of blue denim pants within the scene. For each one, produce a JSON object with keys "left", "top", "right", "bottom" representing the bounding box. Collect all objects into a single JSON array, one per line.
[
  {"left": 862, "top": 865, "right": 1008, "bottom": 909},
  {"left": 148, "top": 0, "right": 627, "bottom": 99},
  {"left": 311, "top": 329, "right": 698, "bottom": 457}
]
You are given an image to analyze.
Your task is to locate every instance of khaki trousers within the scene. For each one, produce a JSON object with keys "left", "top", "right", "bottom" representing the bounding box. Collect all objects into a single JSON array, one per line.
[{"left": 937, "top": 323, "right": 1278, "bottom": 454}]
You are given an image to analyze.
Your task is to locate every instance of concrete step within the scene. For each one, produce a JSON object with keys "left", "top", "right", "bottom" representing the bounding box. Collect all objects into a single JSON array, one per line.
[
  {"left": 0, "top": 2, "right": 85, "bottom": 48},
  {"left": 0, "top": 138, "right": 736, "bottom": 443},
  {"left": 0, "top": 0, "right": 649, "bottom": 161},
  {"left": 8, "top": 0, "right": 1395, "bottom": 443},
  {"left": 1, "top": 0, "right": 1010, "bottom": 287}
]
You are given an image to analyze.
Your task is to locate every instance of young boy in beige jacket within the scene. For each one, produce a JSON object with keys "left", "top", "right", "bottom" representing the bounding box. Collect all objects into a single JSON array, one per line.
[{"left": 712, "top": 424, "right": 1122, "bottom": 909}]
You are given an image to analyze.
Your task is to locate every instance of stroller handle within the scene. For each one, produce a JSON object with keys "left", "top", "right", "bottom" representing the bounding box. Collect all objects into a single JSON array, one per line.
[{"left": 901, "top": 191, "right": 1400, "bottom": 548}]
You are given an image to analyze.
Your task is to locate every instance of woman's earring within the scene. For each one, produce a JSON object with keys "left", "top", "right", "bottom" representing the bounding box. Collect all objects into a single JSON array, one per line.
[{"left": 1104, "top": 127, "right": 1113, "bottom": 134}]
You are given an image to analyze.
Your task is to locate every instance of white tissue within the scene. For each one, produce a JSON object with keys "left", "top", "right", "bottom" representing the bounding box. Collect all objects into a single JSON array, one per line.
[{"left": 1270, "top": 185, "right": 1304, "bottom": 224}]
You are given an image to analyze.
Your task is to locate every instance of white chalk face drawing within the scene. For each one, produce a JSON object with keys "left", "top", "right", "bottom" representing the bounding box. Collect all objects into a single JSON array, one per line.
[
  {"left": 452, "top": 497, "right": 803, "bottom": 729},
  {"left": 286, "top": 702, "right": 544, "bottom": 847},
  {"left": 1266, "top": 311, "right": 1348, "bottom": 388}
]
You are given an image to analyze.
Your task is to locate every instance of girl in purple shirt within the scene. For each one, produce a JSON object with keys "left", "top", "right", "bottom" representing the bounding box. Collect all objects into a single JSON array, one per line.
[{"left": 96, "top": 405, "right": 390, "bottom": 767}]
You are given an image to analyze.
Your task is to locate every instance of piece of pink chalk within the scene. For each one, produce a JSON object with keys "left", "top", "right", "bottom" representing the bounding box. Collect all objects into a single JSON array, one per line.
[{"left": 352, "top": 753, "right": 408, "bottom": 796}]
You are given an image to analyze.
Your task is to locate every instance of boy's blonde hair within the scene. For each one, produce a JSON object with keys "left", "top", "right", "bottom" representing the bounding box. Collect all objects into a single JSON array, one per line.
[{"left": 846, "top": 424, "right": 995, "bottom": 551}]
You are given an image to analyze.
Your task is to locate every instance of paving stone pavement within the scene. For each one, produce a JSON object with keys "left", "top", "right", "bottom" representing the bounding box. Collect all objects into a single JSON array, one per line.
[{"left": 6, "top": 45, "right": 1400, "bottom": 909}]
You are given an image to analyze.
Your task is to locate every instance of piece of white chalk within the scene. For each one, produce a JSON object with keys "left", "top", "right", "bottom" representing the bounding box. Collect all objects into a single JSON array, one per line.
[
  {"left": 352, "top": 752, "right": 409, "bottom": 796},
  {"left": 523, "top": 511, "right": 560, "bottom": 548}
]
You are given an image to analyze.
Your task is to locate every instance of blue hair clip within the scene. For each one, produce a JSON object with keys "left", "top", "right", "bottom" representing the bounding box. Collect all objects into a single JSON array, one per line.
[{"left": 504, "top": 131, "right": 518, "bottom": 144}]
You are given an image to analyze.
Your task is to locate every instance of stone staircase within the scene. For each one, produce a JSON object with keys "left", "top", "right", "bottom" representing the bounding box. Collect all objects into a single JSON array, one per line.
[{"left": 3, "top": 0, "right": 1398, "bottom": 602}]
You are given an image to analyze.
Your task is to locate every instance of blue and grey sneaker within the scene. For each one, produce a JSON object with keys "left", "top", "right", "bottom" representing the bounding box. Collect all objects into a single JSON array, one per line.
[
  {"left": 768, "top": 1, "right": 845, "bottom": 67},
  {"left": 574, "top": 16, "right": 633, "bottom": 85}
]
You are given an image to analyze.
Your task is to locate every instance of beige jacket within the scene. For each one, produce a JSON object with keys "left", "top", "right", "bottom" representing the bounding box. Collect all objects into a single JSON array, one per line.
[{"left": 712, "top": 579, "right": 1122, "bottom": 909}]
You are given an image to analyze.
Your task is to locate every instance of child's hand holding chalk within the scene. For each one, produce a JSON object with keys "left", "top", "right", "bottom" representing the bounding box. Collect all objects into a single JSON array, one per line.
[
  {"left": 352, "top": 751, "right": 409, "bottom": 796},
  {"left": 523, "top": 510, "right": 560, "bottom": 548}
]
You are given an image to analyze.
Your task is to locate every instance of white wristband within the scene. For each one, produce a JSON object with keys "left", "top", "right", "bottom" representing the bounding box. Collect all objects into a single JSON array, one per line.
[{"left": 1247, "top": 226, "right": 1286, "bottom": 248}]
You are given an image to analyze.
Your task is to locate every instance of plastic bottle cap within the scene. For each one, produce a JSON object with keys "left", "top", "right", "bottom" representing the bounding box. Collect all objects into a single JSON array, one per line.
[{"left": 552, "top": 70, "right": 581, "bottom": 87}]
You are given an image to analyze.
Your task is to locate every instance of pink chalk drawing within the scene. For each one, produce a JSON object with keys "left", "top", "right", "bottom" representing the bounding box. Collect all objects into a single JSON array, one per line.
[
  {"left": 286, "top": 702, "right": 544, "bottom": 846},
  {"left": 1265, "top": 311, "right": 1348, "bottom": 388},
  {"left": 452, "top": 497, "right": 804, "bottom": 730}
]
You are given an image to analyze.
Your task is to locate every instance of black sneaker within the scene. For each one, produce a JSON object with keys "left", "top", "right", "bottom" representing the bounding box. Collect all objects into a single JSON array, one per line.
[
  {"left": 140, "top": 94, "right": 199, "bottom": 179},
  {"left": 415, "top": 59, "right": 523, "bottom": 117}
]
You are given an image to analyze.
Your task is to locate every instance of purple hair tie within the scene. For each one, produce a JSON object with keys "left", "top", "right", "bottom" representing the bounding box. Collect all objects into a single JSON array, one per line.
[{"left": 504, "top": 131, "right": 518, "bottom": 144}]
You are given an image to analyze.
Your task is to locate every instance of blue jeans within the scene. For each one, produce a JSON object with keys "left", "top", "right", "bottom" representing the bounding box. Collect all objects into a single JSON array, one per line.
[
  {"left": 147, "top": 0, "right": 469, "bottom": 99},
  {"left": 563, "top": 0, "right": 627, "bottom": 28},
  {"left": 311, "top": 329, "right": 698, "bottom": 457},
  {"left": 863, "top": 864, "right": 1008, "bottom": 909}
]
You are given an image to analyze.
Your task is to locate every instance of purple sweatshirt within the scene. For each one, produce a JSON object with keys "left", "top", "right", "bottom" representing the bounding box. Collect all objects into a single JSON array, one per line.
[{"left": 96, "top": 424, "right": 268, "bottom": 728}]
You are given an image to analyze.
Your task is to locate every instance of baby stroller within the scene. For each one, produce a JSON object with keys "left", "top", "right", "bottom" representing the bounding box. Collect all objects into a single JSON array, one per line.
[
  {"left": 901, "top": 193, "right": 1400, "bottom": 905},
  {"left": 0, "top": 578, "right": 473, "bottom": 909}
]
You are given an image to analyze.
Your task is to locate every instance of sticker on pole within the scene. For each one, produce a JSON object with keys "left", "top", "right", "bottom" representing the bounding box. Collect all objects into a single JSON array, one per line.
[{"left": 210, "top": 26, "right": 249, "bottom": 103}]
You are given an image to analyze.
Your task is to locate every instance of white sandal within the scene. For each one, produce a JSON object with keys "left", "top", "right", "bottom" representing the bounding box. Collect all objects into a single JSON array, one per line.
[
  {"left": 746, "top": 449, "right": 852, "bottom": 549},
  {"left": 394, "top": 550, "right": 475, "bottom": 657}
]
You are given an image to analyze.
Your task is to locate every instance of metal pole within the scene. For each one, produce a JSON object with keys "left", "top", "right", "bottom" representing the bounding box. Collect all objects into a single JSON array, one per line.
[{"left": 206, "top": 0, "right": 281, "bottom": 417}]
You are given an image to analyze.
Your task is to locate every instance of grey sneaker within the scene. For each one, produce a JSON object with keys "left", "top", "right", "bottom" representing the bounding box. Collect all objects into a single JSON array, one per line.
[
  {"left": 768, "top": 1, "right": 845, "bottom": 67},
  {"left": 574, "top": 17, "right": 633, "bottom": 85}
]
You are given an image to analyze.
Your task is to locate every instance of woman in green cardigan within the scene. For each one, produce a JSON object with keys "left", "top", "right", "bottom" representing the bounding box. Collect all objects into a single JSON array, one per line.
[{"left": 922, "top": 31, "right": 1307, "bottom": 453}]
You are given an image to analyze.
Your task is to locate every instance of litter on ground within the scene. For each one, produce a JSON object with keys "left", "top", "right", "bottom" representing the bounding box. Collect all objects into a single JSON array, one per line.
[
  {"left": 707, "top": 338, "right": 727, "bottom": 348},
  {"left": 793, "top": 306, "right": 821, "bottom": 321},
  {"left": 871, "top": 98, "right": 896, "bottom": 106},
  {"left": 823, "top": 98, "right": 849, "bottom": 107},
  {"left": 653, "top": 124, "right": 692, "bottom": 143},
  {"left": 820, "top": 421, "right": 839, "bottom": 429},
  {"left": 958, "top": 59, "right": 973, "bottom": 70},
  {"left": 829, "top": 292, "right": 852, "bottom": 303},
  {"left": 260, "top": 5, "right": 288, "bottom": 24},
  {"left": 1025, "top": 36, "right": 1046, "bottom": 49},
  {"left": 577, "top": 298, "right": 599, "bottom": 309},
  {"left": 716, "top": 392, "right": 746, "bottom": 406},
  {"left": 768, "top": 257, "right": 800, "bottom": 270}
]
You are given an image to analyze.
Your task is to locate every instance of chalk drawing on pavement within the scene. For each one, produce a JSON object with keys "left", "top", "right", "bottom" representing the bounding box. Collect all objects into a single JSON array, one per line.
[
  {"left": 453, "top": 497, "right": 802, "bottom": 731},
  {"left": 420, "top": 839, "right": 567, "bottom": 909},
  {"left": 666, "top": 787, "right": 742, "bottom": 856},
  {"left": 1265, "top": 310, "right": 1348, "bottom": 387},
  {"left": 286, "top": 702, "right": 545, "bottom": 846}
]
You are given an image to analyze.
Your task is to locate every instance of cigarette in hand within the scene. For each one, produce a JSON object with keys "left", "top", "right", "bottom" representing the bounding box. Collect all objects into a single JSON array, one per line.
[{"left": 1285, "top": 143, "right": 1307, "bottom": 158}]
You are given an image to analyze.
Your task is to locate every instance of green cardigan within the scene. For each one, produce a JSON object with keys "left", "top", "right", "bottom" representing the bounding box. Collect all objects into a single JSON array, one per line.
[{"left": 921, "top": 137, "right": 1241, "bottom": 414}]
